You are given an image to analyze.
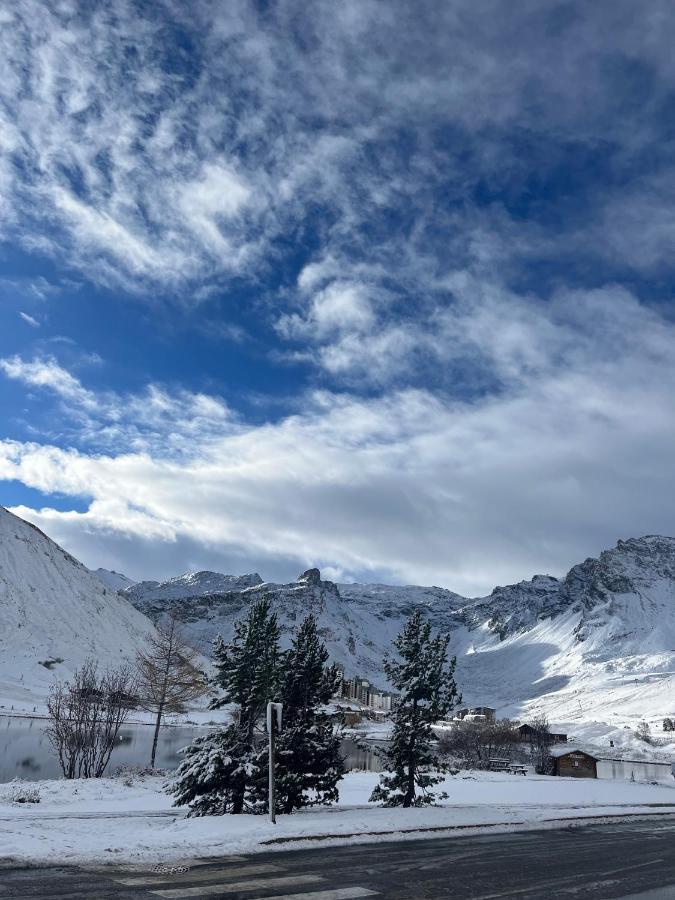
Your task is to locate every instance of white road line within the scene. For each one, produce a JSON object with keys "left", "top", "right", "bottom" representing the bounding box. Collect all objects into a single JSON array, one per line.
[
  {"left": 117, "top": 863, "right": 281, "bottom": 885},
  {"left": 257, "top": 888, "right": 379, "bottom": 900},
  {"left": 151, "top": 874, "right": 324, "bottom": 898}
]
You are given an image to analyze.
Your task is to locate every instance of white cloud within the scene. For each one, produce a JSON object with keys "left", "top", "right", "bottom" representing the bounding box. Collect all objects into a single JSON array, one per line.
[
  {"left": 0, "top": 355, "right": 96, "bottom": 407},
  {"left": 50, "top": 187, "right": 170, "bottom": 278},
  {"left": 2, "top": 0, "right": 673, "bottom": 302},
  {"left": 19, "top": 312, "right": 40, "bottom": 327},
  {"left": 0, "top": 354, "right": 233, "bottom": 454},
  {"left": 3, "top": 1, "right": 675, "bottom": 593},
  {"left": 3, "top": 286, "right": 675, "bottom": 593},
  {"left": 278, "top": 281, "right": 377, "bottom": 341}
]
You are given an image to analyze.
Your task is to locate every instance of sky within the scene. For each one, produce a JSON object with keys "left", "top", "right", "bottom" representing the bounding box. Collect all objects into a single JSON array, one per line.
[{"left": 1, "top": 1, "right": 675, "bottom": 596}]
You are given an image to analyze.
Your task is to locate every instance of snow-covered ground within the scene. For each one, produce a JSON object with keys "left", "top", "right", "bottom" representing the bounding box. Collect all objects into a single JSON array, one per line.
[{"left": 2, "top": 770, "right": 674, "bottom": 865}]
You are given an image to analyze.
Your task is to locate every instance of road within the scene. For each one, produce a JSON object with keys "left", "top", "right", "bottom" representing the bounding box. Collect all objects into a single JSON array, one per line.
[{"left": 2, "top": 818, "right": 675, "bottom": 899}]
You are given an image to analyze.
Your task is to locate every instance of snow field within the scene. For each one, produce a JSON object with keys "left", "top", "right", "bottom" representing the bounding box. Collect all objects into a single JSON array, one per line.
[{"left": 1, "top": 770, "right": 674, "bottom": 865}]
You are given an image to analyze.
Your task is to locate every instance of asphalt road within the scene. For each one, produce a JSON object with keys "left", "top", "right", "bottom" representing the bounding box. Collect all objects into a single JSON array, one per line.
[{"left": 2, "top": 818, "right": 675, "bottom": 899}]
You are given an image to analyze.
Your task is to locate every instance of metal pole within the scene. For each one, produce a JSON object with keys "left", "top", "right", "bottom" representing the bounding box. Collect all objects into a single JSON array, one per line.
[{"left": 267, "top": 702, "right": 282, "bottom": 825}]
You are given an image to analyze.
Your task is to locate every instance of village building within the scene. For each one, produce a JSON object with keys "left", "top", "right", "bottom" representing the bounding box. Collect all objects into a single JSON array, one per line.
[
  {"left": 551, "top": 747, "right": 674, "bottom": 783},
  {"left": 454, "top": 706, "right": 497, "bottom": 722},
  {"left": 518, "top": 723, "right": 568, "bottom": 744},
  {"left": 336, "top": 672, "right": 394, "bottom": 712},
  {"left": 550, "top": 747, "right": 598, "bottom": 778}
]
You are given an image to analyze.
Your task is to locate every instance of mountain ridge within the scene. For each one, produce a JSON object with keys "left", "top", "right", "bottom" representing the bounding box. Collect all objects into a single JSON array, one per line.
[{"left": 122, "top": 535, "right": 675, "bottom": 726}]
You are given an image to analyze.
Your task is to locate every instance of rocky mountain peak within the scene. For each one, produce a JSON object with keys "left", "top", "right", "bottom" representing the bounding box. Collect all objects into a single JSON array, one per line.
[{"left": 297, "top": 567, "right": 322, "bottom": 585}]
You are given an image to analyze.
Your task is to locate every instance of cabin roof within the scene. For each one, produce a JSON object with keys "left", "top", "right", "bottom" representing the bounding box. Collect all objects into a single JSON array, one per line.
[{"left": 549, "top": 746, "right": 598, "bottom": 760}]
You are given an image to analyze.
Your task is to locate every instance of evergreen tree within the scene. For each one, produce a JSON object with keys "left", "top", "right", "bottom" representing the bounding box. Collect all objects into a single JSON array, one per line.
[
  {"left": 171, "top": 599, "right": 281, "bottom": 815},
  {"left": 370, "top": 609, "right": 460, "bottom": 807},
  {"left": 171, "top": 724, "right": 256, "bottom": 815},
  {"left": 264, "top": 614, "right": 344, "bottom": 813}
]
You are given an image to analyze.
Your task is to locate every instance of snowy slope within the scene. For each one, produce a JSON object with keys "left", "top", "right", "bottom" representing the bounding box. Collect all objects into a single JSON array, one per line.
[
  {"left": 0, "top": 507, "right": 156, "bottom": 709},
  {"left": 93, "top": 568, "right": 136, "bottom": 591},
  {"left": 125, "top": 538, "right": 675, "bottom": 731}
]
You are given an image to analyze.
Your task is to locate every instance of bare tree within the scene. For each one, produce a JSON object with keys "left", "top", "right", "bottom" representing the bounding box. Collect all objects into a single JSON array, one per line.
[
  {"left": 529, "top": 714, "right": 554, "bottom": 774},
  {"left": 636, "top": 721, "right": 652, "bottom": 744},
  {"left": 136, "top": 609, "right": 208, "bottom": 768},
  {"left": 46, "top": 659, "right": 136, "bottom": 779},
  {"left": 439, "top": 719, "right": 519, "bottom": 769}
]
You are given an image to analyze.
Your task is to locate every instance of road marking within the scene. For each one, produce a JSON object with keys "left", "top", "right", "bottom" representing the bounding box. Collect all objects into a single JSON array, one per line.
[
  {"left": 151, "top": 874, "right": 324, "bottom": 897},
  {"left": 117, "top": 863, "right": 281, "bottom": 885},
  {"left": 259, "top": 889, "right": 379, "bottom": 900}
]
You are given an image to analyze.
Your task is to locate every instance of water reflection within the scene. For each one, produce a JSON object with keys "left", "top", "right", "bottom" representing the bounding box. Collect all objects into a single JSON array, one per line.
[
  {"left": 0, "top": 716, "right": 383, "bottom": 782},
  {"left": 340, "top": 737, "right": 383, "bottom": 772}
]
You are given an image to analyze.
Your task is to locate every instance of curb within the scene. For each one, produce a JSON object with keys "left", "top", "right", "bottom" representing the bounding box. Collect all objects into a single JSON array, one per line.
[{"left": 261, "top": 808, "right": 675, "bottom": 846}]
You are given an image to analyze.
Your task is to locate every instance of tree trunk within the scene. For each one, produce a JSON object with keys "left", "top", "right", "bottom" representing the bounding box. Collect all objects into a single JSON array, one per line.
[
  {"left": 403, "top": 706, "right": 417, "bottom": 808},
  {"left": 150, "top": 703, "right": 164, "bottom": 768},
  {"left": 232, "top": 777, "right": 246, "bottom": 814}
]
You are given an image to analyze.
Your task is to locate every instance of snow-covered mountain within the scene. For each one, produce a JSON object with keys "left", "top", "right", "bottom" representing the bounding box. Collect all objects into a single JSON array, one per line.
[
  {"left": 4, "top": 502, "right": 674, "bottom": 733},
  {"left": 124, "top": 537, "right": 675, "bottom": 730},
  {"left": 125, "top": 570, "right": 262, "bottom": 604},
  {"left": 93, "top": 568, "right": 136, "bottom": 592},
  {"left": 0, "top": 507, "right": 156, "bottom": 709}
]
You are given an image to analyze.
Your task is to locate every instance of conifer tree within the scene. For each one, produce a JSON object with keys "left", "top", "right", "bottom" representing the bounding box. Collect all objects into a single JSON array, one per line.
[
  {"left": 172, "top": 599, "right": 281, "bottom": 815},
  {"left": 370, "top": 609, "right": 460, "bottom": 807},
  {"left": 136, "top": 609, "right": 207, "bottom": 768},
  {"left": 258, "top": 613, "right": 344, "bottom": 814}
]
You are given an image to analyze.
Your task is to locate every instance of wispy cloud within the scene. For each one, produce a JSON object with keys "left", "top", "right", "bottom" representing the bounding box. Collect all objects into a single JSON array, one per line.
[
  {"left": 19, "top": 312, "right": 40, "bottom": 328},
  {"left": 2, "top": 0, "right": 674, "bottom": 308},
  {"left": 3, "top": 285, "right": 675, "bottom": 592},
  {"left": 0, "top": 354, "right": 234, "bottom": 455},
  {"left": 3, "top": 2, "right": 675, "bottom": 589}
]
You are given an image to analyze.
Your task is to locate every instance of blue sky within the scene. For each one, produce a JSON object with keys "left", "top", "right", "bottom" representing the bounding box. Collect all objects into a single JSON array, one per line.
[{"left": 1, "top": 1, "right": 675, "bottom": 594}]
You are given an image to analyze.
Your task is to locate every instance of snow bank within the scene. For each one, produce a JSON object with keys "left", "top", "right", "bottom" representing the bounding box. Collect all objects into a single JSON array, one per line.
[{"left": 1, "top": 770, "right": 674, "bottom": 865}]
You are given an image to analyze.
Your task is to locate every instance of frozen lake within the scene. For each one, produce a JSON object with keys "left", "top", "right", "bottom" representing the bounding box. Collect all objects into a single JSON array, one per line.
[{"left": 0, "top": 716, "right": 382, "bottom": 782}]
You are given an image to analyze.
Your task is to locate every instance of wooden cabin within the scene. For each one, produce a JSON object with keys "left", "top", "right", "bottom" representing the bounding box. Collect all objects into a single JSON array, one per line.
[{"left": 550, "top": 747, "right": 598, "bottom": 778}]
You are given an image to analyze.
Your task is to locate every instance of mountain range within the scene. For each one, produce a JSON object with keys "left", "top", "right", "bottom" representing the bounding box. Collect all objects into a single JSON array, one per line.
[
  {"left": 1, "top": 502, "right": 674, "bottom": 733},
  {"left": 115, "top": 536, "right": 675, "bottom": 728}
]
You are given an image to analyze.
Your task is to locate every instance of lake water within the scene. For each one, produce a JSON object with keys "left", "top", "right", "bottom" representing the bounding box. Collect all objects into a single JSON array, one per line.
[{"left": 0, "top": 716, "right": 382, "bottom": 783}]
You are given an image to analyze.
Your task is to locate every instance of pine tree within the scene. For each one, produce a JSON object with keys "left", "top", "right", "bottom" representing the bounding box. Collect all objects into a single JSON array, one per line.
[
  {"left": 370, "top": 609, "right": 460, "bottom": 807},
  {"left": 263, "top": 614, "right": 344, "bottom": 814},
  {"left": 171, "top": 598, "right": 281, "bottom": 815}
]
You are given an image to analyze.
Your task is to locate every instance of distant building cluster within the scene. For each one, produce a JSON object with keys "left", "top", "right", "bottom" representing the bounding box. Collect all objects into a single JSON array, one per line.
[
  {"left": 337, "top": 673, "right": 395, "bottom": 711},
  {"left": 454, "top": 706, "right": 497, "bottom": 723},
  {"left": 517, "top": 723, "right": 567, "bottom": 744}
]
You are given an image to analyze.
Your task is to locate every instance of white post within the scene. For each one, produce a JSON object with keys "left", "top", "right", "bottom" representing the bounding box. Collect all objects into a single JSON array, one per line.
[{"left": 267, "top": 701, "right": 283, "bottom": 824}]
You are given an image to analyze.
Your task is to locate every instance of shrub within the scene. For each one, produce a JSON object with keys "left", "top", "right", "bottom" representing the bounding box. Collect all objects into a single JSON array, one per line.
[{"left": 1, "top": 782, "right": 41, "bottom": 804}]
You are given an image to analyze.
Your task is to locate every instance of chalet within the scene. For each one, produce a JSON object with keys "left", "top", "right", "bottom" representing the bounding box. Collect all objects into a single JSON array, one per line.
[
  {"left": 550, "top": 748, "right": 674, "bottom": 782},
  {"left": 518, "top": 723, "right": 567, "bottom": 744},
  {"left": 550, "top": 747, "right": 598, "bottom": 778}
]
